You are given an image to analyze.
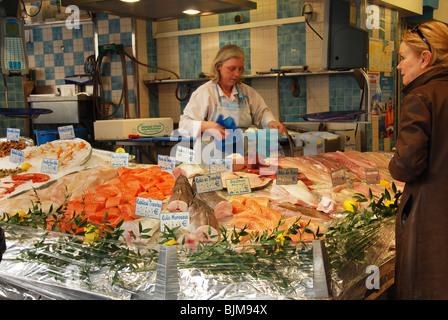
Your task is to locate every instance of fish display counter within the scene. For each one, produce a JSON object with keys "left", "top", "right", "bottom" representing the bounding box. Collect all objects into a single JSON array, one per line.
[{"left": 0, "top": 139, "right": 399, "bottom": 300}]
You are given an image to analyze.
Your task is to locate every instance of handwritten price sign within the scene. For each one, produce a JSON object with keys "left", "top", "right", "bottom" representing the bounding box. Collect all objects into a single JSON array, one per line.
[{"left": 226, "top": 177, "right": 251, "bottom": 196}]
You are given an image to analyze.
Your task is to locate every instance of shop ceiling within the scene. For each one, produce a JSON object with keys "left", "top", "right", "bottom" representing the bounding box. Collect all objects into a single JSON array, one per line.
[{"left": 60, "top": 0, "right": 257, "bottom": 21}]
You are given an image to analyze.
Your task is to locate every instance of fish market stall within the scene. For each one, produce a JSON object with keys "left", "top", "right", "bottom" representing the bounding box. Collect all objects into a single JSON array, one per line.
[{"left": 0, "top": 138, "right": 400, "bottom": 300}]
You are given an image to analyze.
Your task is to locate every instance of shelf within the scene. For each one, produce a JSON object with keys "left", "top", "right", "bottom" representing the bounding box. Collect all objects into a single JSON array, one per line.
[
  {"left": 24, "top": 16, "right": 93, "bottom": 29},
  {"left": 143, "top": 69, "right": 355, "bottom": 86},
  {"left": 143, "top": 68, "right": 371, "bottom": 124}
]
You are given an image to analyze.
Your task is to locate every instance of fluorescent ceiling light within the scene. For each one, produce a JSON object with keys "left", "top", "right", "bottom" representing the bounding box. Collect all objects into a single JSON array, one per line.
[
  {"left": 183, "top": 9, "right": 200, "bottom": 15},
  {"left": 120, "top": 0, "right": 140, "bottom": 2}
]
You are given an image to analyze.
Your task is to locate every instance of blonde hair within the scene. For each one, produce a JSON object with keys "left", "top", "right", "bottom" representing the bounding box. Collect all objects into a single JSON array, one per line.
[
  {"left": 403, "top": 21, "right": 448, "bottom": 68},
  {"left": 210, "top": 44, "right": 245, "bottom": 83}
]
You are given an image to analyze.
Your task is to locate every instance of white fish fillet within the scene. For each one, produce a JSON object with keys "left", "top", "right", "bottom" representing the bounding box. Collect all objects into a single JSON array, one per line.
[{"left": 270, "top": 180, "right": 320, "bottom": 209}]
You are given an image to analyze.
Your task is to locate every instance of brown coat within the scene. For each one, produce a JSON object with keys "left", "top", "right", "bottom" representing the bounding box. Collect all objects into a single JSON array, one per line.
[{"left": 389, "top": 66, "right": 448, "bottom": 299}]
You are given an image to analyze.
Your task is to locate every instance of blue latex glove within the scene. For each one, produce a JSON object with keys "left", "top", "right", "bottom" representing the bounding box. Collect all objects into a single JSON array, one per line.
[
  {"left": 216, "top": 114, "right": 237, "bottom": 130},
  {"left": 214, "top": 115, "right": 240, "bottom": 153}
]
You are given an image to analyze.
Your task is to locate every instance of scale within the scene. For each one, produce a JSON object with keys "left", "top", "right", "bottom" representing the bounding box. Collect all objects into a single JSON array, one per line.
[{"left": 0, "top": 12, "right": 51, "bottom": 118}]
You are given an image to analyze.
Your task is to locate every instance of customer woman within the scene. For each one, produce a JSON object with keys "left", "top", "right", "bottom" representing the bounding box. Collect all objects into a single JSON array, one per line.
[
  {"left": 178, "top": 44, "right": 285, "bottom": 140},
  {"left": 389, "top": 21, "right": 448, "bottom": 299}
]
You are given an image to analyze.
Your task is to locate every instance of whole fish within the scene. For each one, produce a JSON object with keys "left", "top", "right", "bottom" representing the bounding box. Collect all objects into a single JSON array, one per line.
[
  {"left": 166, "top": 175, "right": 194, "bottom": 212},
  {"left": 192, "top": 178, "right": 233, "bottom": 224},
  {"left": 194, "top": 190, "right": 233, "bottom": 224},
  {"left": 188, "top": 197, "right": 219, "bottom": 232}
]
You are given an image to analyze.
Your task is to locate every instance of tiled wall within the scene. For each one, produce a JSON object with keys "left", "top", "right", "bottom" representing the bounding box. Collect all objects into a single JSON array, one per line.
[
  {"left": 1, "top": 0, "right": 399, "bottom": 153},
  {"left": 25, "top": 11, "right": 135, "bottom": 119},
  {"left": 145, "top": 0, "right": 399, "bottom": 152},
  {"left": 0, "top": 76, "right": 27, "bottom": 136}
]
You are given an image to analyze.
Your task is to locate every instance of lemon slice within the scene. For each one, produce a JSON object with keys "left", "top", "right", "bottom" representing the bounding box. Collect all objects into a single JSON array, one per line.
[{"left": 377, "top": 180, "right": 390, "bottom": 189}]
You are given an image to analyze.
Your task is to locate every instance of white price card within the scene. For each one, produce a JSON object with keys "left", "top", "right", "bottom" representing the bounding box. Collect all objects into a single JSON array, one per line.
[
  {"left": 365, "top": 168, "right": 380, "bottom": 185},
  {"left": 58, "top": 125, "right": 76, "bottom": 140},
  {"left": 175, "top": 146, "right": 195, "bottom": 164},
  {"left": 331, "top": 168, "right": 346, "bottom": 187},
  {"left": 158, "top": 155, "right": 176, "bottom": 172},
  {"left": 160, "top": 211, "right": 190, "bottom": 232},
  {"left": 41, "top": 158, "right": 59, "bottom": 174},
  {"left": 276, "top": 168, "right": 298, "bottom": 185},
  {"left": 194, "top": 172, "right": 223, "bottom": 194},
  {"left": 134, "top": 197, "right": 163, "bottom": 219},
  {"left": 226, "top": 177, "right": 251, "bottom": 196},
  {"left": 110, "top": 152, "right": 129, "bottom": 167},
  {"left": 6, "top": 128, "right": 20, "bottom": 141},
  {"left": 209, "top": 158, "right": 232, "bottom": 174},
  {"left": 9, "top": 148, "right": 24, "bottom": 164}
]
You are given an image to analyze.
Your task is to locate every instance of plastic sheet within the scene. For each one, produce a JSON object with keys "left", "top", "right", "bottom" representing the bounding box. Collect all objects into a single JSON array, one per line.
[{"left": 0, "top": 214, "right": 395, "bottom": 300}]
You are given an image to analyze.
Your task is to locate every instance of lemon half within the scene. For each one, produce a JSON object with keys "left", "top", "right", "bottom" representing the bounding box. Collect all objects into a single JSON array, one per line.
[{"left": 343, "top": 200, "right": 358, "bottom": 212}]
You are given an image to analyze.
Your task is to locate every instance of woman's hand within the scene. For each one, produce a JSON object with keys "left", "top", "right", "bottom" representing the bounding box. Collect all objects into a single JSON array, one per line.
[
  {"left": 201, "top": 121, "right": 227, "bottom": 140},
  {"left": 268, "top": 121, "right": 286, "bottom": 135}
]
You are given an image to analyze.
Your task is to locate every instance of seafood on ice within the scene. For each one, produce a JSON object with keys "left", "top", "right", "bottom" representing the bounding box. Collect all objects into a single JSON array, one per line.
[{"left": 1, "top": 149, "right": 402, "bottom": 248}]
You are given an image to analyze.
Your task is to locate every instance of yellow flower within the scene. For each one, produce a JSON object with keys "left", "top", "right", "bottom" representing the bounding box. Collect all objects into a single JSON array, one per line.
[
  {"left": 343, "top": 199, "right": 358, "bottom": 212},
  {"left": 163, "top": 239, "right": 178, "bottom": 246},
  {"left": 13, "top": 210, "right": 27, "bottom": 222},
  {"left": 384, "top": 200, "right": 393, "bottom": 207},
  {"left": 275, "top": 232, "right": 286, "bottom": 247},
  {"left": 84, "top": 224, "right": 99, "bottom": 242}
]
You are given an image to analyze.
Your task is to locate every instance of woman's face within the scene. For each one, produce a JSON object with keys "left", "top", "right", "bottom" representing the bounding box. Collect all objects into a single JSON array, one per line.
[
  {"left": 218, "top": 57, "right": 244, "bottom": 88},
  {"left": 397, "top": 41, "right": 425, "bottom": 86}
]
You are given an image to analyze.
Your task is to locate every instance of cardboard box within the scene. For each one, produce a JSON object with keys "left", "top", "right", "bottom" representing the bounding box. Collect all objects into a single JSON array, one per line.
[
  {"left": 332, "top": 129, "right": 356, "bottom": 151},
  {"left": 94, "top": 118, "right": 173, "bottom": 140}
]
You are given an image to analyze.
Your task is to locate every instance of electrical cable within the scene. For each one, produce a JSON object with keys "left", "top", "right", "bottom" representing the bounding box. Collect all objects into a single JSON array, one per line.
[
  {"left": 276, "top": 71, "right": 296, "bottom": 156},
  {"left": 20, "top": 0, "right": 42, "bottom": 18},
  {"left": 301, "top": 3, "right": 323, "bottom": 40},
  {"left": 93, "top": 49, "right": 129, "bottom": 119},
  {"left": 119, "top": 49, "right": 191, "bottom": 102}
]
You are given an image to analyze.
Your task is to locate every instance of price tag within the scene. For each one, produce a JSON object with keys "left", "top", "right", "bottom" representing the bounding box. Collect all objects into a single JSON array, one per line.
[
  {"left": 226, "top": 177, "right": 251, "bottom": 196},
  {"left": 365, "top": 168, "right": 380, "bottom": 185},
  {"left": 41, "top": 158, "right": 59, "bottom": 174},
  {"left": 134, "top": 197, "right": 163, "bottom": 219},
  {"left": 276, "top": 168, "right": 298, "bottom": 185},
  {"left": 194, "top": 172, "right": 223, "bottom": 194},
  {"left": 331, "top": 168, "right": 346, "bottom": 187},
  {"left": 158, "top": 155, "right": 176, "bottom": 172},
  {"left": 58, "top": 125, "right": 76, "bottom": 140},
  {"left": 209, "top": 158, "right": 232, "bottom": 174},
  {"left": 110, "top": 152, "right": 129, "bottom": 167},
  {"left": 9, "top": 148, "right": 24, "bottom": 164},
  {"left": 176, "top": 146, "right": 195, "bottom": 164},
  {"left": 6, "top": 128, "right": 20, "bottom": 141},
  {"left": 160, "top": 211, "right": 190, "bottom": 232}
]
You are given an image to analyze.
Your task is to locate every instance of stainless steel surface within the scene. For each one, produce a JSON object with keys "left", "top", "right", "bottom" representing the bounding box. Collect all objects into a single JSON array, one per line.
[
  {"left": 61, "top": 0, "right": 257, "bottom": 22},
  {"left": 28, "top": 95, "right": 93, "bottom": 124}
]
